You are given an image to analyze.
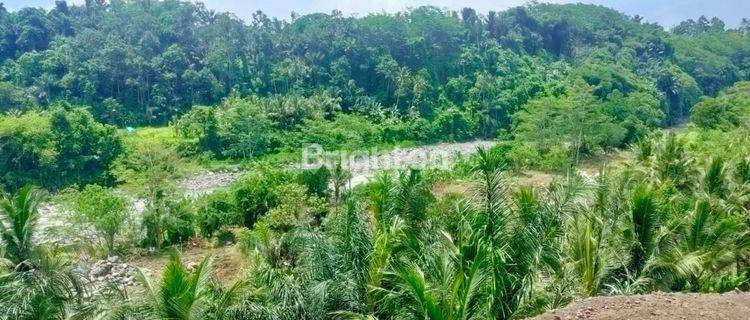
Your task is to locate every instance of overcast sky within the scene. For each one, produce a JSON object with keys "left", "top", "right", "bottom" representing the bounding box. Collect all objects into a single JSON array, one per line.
[{"left": 4, "top": 0, "right": 749, "bottom": 29}]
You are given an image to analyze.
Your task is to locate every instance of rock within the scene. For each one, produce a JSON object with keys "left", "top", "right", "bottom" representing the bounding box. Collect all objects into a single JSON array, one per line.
[
  {"left": 107, "top": 255, "right": 120, "bottom": 263},
  {"left": 90, "top": 263, "right": 113, "bottom": 277}
]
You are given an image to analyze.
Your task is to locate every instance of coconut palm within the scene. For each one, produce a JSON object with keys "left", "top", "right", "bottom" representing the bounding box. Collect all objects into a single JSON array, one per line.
[
  {"left": 0, "top": 186, "right": 85, "bottom": 319},
  {"left": 646, "top": 199, "right": 750, "bottom": 292},
  {"left": 0, "top": 185, "right": 45, "bottom": 271},
  {"left": 653, "top": 132, "right": 695, "bottom": 190},
  {"left": 0, "top": 246, "right": 82, "bottom": 320},
  {"left": 626, "top": 183, "right": 660, "bottom": 278},
  {"left": 702, "top": 157, "right": 728, "bottom": 198},
  {"left": 569, "top": 213, "right": 605, "bottom": 297}
]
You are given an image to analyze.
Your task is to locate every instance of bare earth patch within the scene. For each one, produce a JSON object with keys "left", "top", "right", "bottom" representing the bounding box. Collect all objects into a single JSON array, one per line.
[
  {"left": 126, "top": 243, "right": 247, "bottom": 284},
  {"left": 532, "top": 292, "right": 750, "bottom": 320}
]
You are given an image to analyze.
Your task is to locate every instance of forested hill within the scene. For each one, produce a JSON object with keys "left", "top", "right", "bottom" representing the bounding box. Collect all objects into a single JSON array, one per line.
[
  {"left": 1, "top": 1, "right": 748, "bottom": 126},
  {"left": 2, "top": 3, "right": 750, "bottom": 319},
  {"left": 1, "top": 1, "right": 750, "bottom": 191}
]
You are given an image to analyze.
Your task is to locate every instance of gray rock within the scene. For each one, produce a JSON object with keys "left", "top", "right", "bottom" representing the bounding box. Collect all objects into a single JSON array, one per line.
[{"left": 90, "top": 263, "right": 113, "bottom": 277}]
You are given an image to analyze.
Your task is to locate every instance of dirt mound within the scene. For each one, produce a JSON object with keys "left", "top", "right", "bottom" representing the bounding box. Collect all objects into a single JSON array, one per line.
[{"left": 533, "top": 292, "right": 750, "bottom": 320}]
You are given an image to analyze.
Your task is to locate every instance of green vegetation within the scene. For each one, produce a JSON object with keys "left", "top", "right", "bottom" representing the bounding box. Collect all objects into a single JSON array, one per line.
[
  {"left": 71, "top": 185, "right": 128, "bottom": 254},
  {"left": 691, "top": 81, "right": 750, "bottom": 130},
  {"left": 0, "top": 1, "right": 749, "bottom": 319},
  {"left": 1, "top": 2, "right": 749, "bottom": 190},
  {"left": 0, "top": 108, "right": 121, "bottom": 191}
]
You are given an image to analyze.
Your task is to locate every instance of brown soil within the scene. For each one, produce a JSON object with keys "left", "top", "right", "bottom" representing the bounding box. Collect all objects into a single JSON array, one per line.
[
  {"left": 432, "top": 179, "right": 473, "bottom": 198},
  {"left": 532, "top": 292, "right": 750, "bottom": 320},
  {"left": 126, "top": 242, "right": 247, "bottom": 285},
  {"left": 514, "top": 170, "right": 558, "bottom": 187}
]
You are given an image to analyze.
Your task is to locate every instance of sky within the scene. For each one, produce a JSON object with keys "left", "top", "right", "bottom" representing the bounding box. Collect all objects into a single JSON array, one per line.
[{"left": 4, "top": 0, "right": 749, "bottom": 29}]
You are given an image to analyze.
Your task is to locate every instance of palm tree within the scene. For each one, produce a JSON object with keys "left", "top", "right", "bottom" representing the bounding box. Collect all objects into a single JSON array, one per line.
[
  {"left": 0, "top": 186, "right": 84, "bottom": 319},
  {"left": 0, "top": 185, "right": 44, "bottom": 271},
  {"left": 629, "top": 183, "right": 659, "bottom": 277},
  {"left": 702, "top": 157, "right": 728, "bottom": 198},
  {"left": 569, "top": 213, "right": 604, "bottom": 297},
  {"left": 375, "top": 237, "right": 489, "bottom": 320},
  {"left": 646, "top": 199, "right": 749, "bottom": 292},
  {"left": 393, "top": 170, "right": 433, "bottom": 230},
  {"left": 472, "top": 148, "right": 527, "bottom": 318},
  {"left": 369, "top": 171, "right": 397, "bottom": 229},
  {"left": 331, "top": 161, "right": 352, "bottom": 204},
  {"left": 0, "top": 247, "right": 82, "bottom": 320},
  {"left": 653, "top": 132, "right": 695, "bottom": 190}
]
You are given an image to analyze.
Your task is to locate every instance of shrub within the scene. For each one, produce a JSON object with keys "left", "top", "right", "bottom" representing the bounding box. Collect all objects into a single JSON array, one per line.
[
  {"left": 219, "top": 101, "right": 279, "bottom": 159},
  {"left": 297, "top": 114, "right": 382, "bottom": 150},
  {"left": 195, "top": 191, "right": 238, "bottom": 238},
  {"left": 507, "top": 142, "right": 541, "bottom": 172},
  {"left": 0, "top": 108, "right": 122, "bottom": 191},
  {"left": 162, "top": 199, "right": 195, "bottom": 246},
  {"left": 296, "top": 166, "right": 331, "bottom": 198},
  {"left": 691, "top": 97, "right": 741, "bottom": 130},
  {"left": 142, "top": 197, "right": 194, "bottom": 248},
  {"left": 539, "top": 145, "right": 573, "bottom": 172},
  {"left": 173, "top": 98, "right": 280, "bottom": 159},
  {"left": 215, "top": 228, "right": 236, "bottom": 246},
  {"left": 232, "top": 171, "right": 289, "bottom": 228},
  {"left": 72, "top": 185, "right": 128, "bottom": 254},
  {"left": 260, "top": 183, "right": 328, "bottom": 231}
]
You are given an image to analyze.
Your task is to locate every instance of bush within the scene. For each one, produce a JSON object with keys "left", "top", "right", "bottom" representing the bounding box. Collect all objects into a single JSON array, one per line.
[
  {"left": 72, "top": 185, "right": 128, "bottom": 254},
  {"left": 215, "top": 228, "right": 236, "bottom": 246},
  {"left": 0, "top": 108, "right": 122, "bottom": 191},
  {"left": 174, "top": 106, "right": 222, "bottom": 156},
  {"left": 162, "top": 199, "right": 195, "bottom": 246},
  {"left": 380, "top": 116, "right": 416, "bottom": 142},
  {"left": 219, "top": 101, "right": 279, "bottom": 159},
  {"left": 430, "top": 107, "right": 476, "bottom": 142},
  {"left": 174, "top": 98, "right": 280, "bottom": 159},
  {"left": 507, "top": 142, "right": 541, "bottom": 172},
  {"left": 691, "top": 97, "right": 741, "bottom": 130},
  {"left": 232, "top": 171, "right": 289, "bottom": 228},
  {"left": 260, "top": 183, "right": 328, "bottom": 231},
  {"left": 195, "top": 191, "right": 238, "bottom": 238},
  {"left": 539, "top": 145, "right": 573, "bottom": 172},
  {"left": 142, "top": 197, "right": 195, "bottom": 248},
  {"left": 296, "top": 166, "right": 331, "bottom": 198},
  {"left": 297, "top": 114, "right": 381, "bottom": 150}
]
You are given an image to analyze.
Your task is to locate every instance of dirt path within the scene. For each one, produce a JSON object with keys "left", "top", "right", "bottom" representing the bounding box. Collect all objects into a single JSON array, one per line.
[{"left": 532, "top": 292, "right": 750, "bottom": 320}]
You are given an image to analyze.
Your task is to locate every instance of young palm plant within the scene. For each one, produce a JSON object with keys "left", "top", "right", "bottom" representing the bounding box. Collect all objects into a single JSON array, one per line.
[
  {"left": 469, "top": 148, "right": 563, "bottom": 318},
  {"left": 628, "top": 183, "right": 659, "bottom": 277},
  {"left": 0, "top": 185, "right": 45, "bottom": 271},
  {"left": 569, "top": 213, "right": 605, "bottom": 297},
  {"left": 647, "top": 200, "right": 749, "bottom": 292},
  {"left": 98, "top": 252, "right": 235, "bottom": 320},
  {"left": 652, "top": 133, "right": 695, "bottom": 190},
  {"left": 0, "top": 186, "right": 83, "bottom": 319}
]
